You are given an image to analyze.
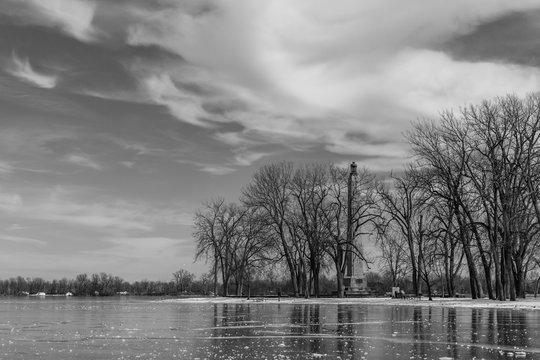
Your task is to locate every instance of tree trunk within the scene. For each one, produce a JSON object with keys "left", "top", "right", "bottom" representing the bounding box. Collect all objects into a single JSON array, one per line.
[
  {"left": 221, "top": 273, "right": 229, "bottom": 297},
  {"left": 335, "top": 254, "right": 345, "bottom": 298},
  {"left": 493, "top": 245, "right": 504, "bottom": 300},
  {"left": 213, "top": 255, "right": 218, "bottom": 297},
  {"left": 506, "top": 243, "right": 516, "bottom": 301},
  {"left": 283, "top": 247, "right": 300, "bottom": 297},
  {"left": 463, "top": 244, "right": 479, "bottom": 299},
  {"left": 456, "top": 213, "right": 479, "bottom": 299},
  {"left": 467, "top": 219, "right": 494, "bottom": 299},
  {"left": 312, "top": 261, "right": 320, "bottom": 298},
  {"left": 407, "top": 232, "right": 419, "bottom": 295}
]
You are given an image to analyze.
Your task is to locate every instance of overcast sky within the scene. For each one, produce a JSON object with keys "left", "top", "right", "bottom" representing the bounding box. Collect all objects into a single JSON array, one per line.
[{"left": 1, "top": 1, "right": 540, "bottom": 282}]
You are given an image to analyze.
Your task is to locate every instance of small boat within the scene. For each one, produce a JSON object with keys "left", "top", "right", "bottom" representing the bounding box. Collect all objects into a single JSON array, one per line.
[
  {"left": 36, "top": 292, "right": 46, "bottom": 296},
  {"left": 65, "top": 292, "right": 73, "bottom": 296}
]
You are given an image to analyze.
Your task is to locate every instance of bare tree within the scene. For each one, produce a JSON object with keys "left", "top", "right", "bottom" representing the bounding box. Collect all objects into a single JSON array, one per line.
[
  {"left": 173, "top": 269, "right": 195, "bottom": 294},
  {"left": 231, "top": 208, "right": 275, "bottom": 295},
  {"left": 377, "top": 167, "right": 426, "bottom": 296},
  {"left": 405, "top": 93, "right": 540, "bottom": 301},
  {"left": 193, "top": 198, "right": 245, "bottom": 296},
  {"left": 290, "top": 163, "right": 331, "bottom": 297},
  {"left": 375, "top": 221, "right": 408, "bottom": 289},
  {"left": 407, "top": 118, "right": 486, "bottom": 299},
  {"left": 241, "top": 162, "right": 303, "bottom": 297}
]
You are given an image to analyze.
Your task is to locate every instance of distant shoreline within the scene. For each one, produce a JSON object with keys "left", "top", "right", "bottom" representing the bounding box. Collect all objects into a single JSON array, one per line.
[{"left": 159, "top": 296, "right": 540, "bottom": 311}]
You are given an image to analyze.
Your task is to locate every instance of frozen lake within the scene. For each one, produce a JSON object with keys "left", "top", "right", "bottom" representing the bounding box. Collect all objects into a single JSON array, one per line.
[{"left": 0, "top": 297, "right": 539, "bottom": 359}]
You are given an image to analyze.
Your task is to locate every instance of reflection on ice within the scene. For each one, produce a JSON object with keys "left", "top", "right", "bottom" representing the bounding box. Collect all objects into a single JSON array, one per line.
[{"left": 0, "top": 298, "right": 539, "bottom": 359}]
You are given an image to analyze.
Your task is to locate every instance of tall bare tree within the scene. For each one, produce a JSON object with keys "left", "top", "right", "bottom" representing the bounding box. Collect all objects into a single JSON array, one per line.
[
  {"left": 374, "top": 221, "right": 408, "bottom": 289},
  {"left": 231, "top": 208, "right": 274, "bottom": 295},
  {"left": 241, "top": 162, "right": 303, "bottom": 296},
  {"left": 377, "top": 168, "right": 425, "bottom": 296},
  {"left": 194, "top": 198, "right": 245, "bottom": 296},
  {"left": 290, "top": 163, "right": 331, "bottom": 297},
  {"left": 407, "top": 118, "right": 486, "bottom": 299}
]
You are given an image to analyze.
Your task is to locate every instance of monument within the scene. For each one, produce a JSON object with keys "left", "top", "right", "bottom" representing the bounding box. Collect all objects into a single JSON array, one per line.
[{"left": 343, "top": 162, "right": 366, "bottom": 294}]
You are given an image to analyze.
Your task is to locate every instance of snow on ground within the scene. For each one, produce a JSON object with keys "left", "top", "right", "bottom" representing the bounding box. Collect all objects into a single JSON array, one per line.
[{"left": 159, "top": 296, "right": 540, "bottom": 310}]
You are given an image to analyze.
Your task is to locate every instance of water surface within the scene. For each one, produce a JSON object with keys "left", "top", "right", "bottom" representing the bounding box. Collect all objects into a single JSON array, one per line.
[{"left": 0, "top": 297, "right": 539, "bottom": 359}]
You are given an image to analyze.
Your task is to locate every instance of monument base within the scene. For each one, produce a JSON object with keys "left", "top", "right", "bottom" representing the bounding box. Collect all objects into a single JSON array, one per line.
[{"left": 343, "top": 276, "right": 365, "bottom": 294}]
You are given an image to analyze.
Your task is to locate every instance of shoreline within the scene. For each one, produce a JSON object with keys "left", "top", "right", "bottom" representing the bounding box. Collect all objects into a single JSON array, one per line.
[{"left": 159, "top": 296, "right": 540, "bottom": 310}]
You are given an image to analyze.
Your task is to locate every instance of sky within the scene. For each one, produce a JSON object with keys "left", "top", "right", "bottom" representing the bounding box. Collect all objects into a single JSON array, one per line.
[{"left": 1, "top": 1, "right": 540, "bottom": 282}]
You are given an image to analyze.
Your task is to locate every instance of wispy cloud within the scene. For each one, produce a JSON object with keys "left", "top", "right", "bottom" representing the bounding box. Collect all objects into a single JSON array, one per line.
[
  {"left": 83, "top": 236, "right": 188, "bottom": 260},
  {"left": 6, "top": 53, "right": 57, "bottom": 89},
  {"left": 0, "top": 187, "right": 193, "bottom": 232},
  {"left": 5, "top": 1, "right": 540, "bottom": 173},
  {"left": 177, "top": 156, "right": 259, "bottom": 175},
  {"left": 63, "top": 152, "right": 102, "bottom": 170},
  {"left": 379, "top": 49, "right": 540, "bottom": 115},
  {"left": 120, "top": 161, "right": 135, "bottom": 168},
  {"left": 0, "top": 191, "right": 22, "bottom": 207},
  {"left": 199, "top": 164, "right": 236, "bottom": 175},
  {"left": 115, "top": 0, "right": 540, "bottom": 170},
  {"left": 0, "top": 188, "right": 149, "bottom": 231},
  {"left": 105, "top": 136, "right": 162, "bottom": 156},
  {"left": 141, "top": 73, "right": 213, "bottom": 128},
  {"left": 233, "top": 150, "right": 269, "bottom": 167},
  {"left": 0, "top": 234, "right": 46, "bottom": 247},
  {"left": 3, "top": 0, "right": 98, "bottom": 42},
  {"left": 0, "top": 160, "right": 13, "bottom": 174},
  {"left": 7, "top": 224, "right": 25, "bottom": 231}
]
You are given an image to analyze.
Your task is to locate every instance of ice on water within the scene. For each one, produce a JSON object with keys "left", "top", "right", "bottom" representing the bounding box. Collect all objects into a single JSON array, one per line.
[{"left": 0, "top": 297, "right": 538, "bottom": 359}]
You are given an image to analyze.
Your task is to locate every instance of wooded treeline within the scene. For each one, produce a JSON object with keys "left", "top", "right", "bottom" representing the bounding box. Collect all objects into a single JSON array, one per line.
[
  {"left": 194, "top": 94, "right": 540, "bottom": 301},
  {"left": 0, "top": 270, "right": 212, "bottom": 296}
]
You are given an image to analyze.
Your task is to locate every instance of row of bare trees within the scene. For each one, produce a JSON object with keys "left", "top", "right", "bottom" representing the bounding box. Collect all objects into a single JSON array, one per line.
[
  {"left": 193, "top": 198, "right": 274, "bottom": 296},
  {"left": 379, "top": 94, "right": 540, "bottom": 300},
  {"left": 407, "top": 95, "right": 540, "bottom": 300},
  {"left": 194, "top": 163, "right": 379, "bottom": 297},
  {"left": 0, "top": 270, "right": 215, "bottom": 296},
  {"left": 193, "top": 94, "right": 540, "bottom": 300}
]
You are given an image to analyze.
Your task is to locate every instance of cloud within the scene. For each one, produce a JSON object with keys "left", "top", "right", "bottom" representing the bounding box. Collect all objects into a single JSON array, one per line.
[
  {"left": 0, "top": 234, "right": 46, "bottom": 247},
  {"left": 141, "top": 73, "right": 212, "bottom": 127},
  {"left": 114, "top": 0, "right": 540, "bottom": 171},
  {"left": 0, "top": 187, "right": 149, "bottom": 231},
  {"left": 32, "top": 201, "right": 152, "bottom": 231},
  {"left": 6, "top": 53, "right": 57, "bottom": 89},
  {"left": 6, "top": 1, "right": 540, "bottom": 173},
  {"left": 0, "top": 160, "right": 13, "bottom": 174},
  {"left": 63, "top": 152, "right": 102, "bottom": 170},
  {"left": 7, "top": 224, "right": 25, "bottom": 231},
  {"left": 106, "top": 136, "right": 162, "bottom": 156},
  {"left": 0, "top": 186, "right": 194, "bottom": 232},
  {"left": 83, "top": 237, "right": 187, "bottom": 260},
  {"left": 0, "top": 192, "right": 22, "bottom": 207},
  {"left": 233, "top": 150, "right": 269, "bottom": 167},
  {"left": 177, "top": 150, "right": 269, "bottom": 175},
  {"left": 0, "top": 126, "right": 90, "bottom": 176},
  {"left": 380, "top": 49, "right": 540, "bottom": 114},
  {"left": 198, "top": 164, "right": 236, "bottom": 175},
  {"left": 3, "top": 0, "right": 98, "bottom": 42}
]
